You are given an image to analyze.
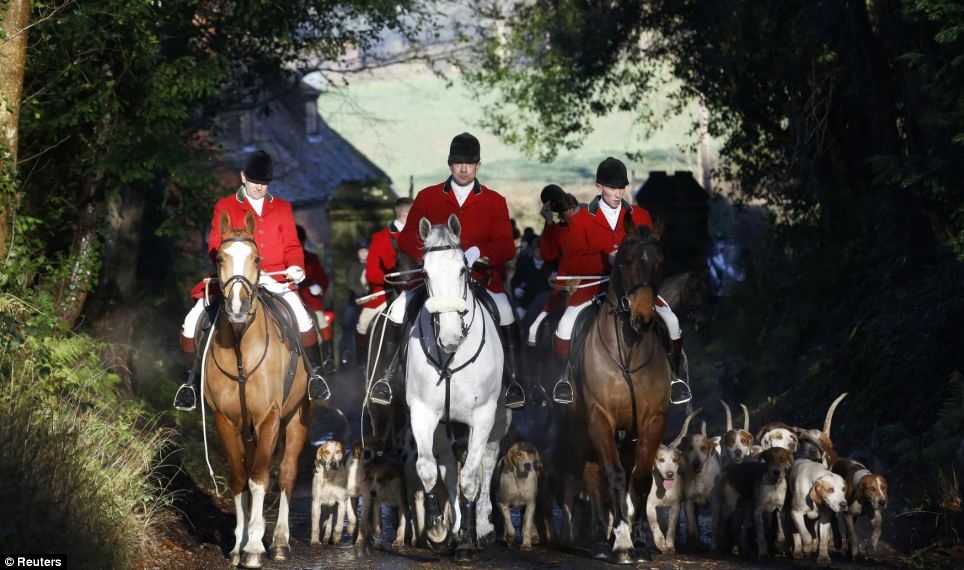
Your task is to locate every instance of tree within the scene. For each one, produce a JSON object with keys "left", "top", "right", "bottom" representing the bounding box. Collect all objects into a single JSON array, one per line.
[
  {"left": 464, "top": 0, "right": 964, "bottom": 258},
  {"left": 0, "top": 0, "right": 31, "bottom": 260},
  {"left": 10, "top": 0, "right": 426, "bottom": 329}
]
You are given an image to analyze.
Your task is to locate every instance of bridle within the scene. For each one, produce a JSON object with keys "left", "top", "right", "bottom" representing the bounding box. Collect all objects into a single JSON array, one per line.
[
  {"left": 218, "top": 235, "right": 262, "bottom": 327},
  {"left": 609, "top": 236, "right": 661, "bottom": 318},
  {"left": 422, "top": 242, "right": 472, "bottom": 339}
]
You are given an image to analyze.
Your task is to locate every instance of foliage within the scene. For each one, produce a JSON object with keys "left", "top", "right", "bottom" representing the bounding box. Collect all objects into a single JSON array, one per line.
[
  {"left": 464, "top": 0, "right": 964, "bottom": 257},
  {"left": 0, "top": 293, "right": 176, "bottom": 567}
]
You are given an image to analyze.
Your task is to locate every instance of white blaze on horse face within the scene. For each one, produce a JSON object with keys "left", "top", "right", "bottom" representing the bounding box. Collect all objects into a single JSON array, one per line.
[
  {"left": 423, "top": 243, "right": 467, "bottom": 352},
  {"left": 223, "top": 240, "right": 254, "bottom": 314}
]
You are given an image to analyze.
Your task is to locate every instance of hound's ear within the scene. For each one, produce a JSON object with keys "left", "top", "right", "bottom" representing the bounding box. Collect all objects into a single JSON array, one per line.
[
  {"left": 448, "top": 213, "right": 461, "bottom": 238},
  {"left": 419, "top": 217, "right": 432, "bottom": 240},
  {"left": 505, "top": 445, "right": 518, "bottom": 471},
  {"left": 244, "top": 211, "right": 256, "bottom": 235},
  {"left": 219, "top": 211, "right": 232, "bottom": 235}
]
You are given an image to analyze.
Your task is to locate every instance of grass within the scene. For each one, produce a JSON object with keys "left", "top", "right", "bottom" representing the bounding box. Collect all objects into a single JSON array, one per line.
[
  {"left": 316, "top": 65, "right": 705, "bottom": 229},
  {"left": 0, "top": 294, "right": 176, "bottom": 569}
]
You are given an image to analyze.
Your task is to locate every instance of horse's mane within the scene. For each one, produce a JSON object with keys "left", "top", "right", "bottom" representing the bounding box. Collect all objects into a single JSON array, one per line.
[{"left": 422, "top": 224, "right": 461, "bottom": 251}]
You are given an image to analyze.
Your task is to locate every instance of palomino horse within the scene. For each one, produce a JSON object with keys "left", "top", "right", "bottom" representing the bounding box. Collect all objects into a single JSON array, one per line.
[
  {"left": 562, "top": 215, "right": 670, "bottom": 563},
  {"left": 204, "top": 211, "right": 310, "bottom": 568},
  {"left": 406, "top": 214, "right": 508, "bottom": 561}
]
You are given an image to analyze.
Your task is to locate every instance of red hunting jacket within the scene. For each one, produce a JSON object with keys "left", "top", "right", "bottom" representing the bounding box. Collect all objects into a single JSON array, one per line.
[
  {"left": 298, "top": 250, "right": 330, "bottom": 312},
  {"left": 190, "top": 189, "right": 304, "bottom": 299},
  {"left": 397, "top": 178, "right": 515, "bottom": 294},
  {"left": 364, "top": 221, "right": 403, "bottom": 309},
  {"left": 562, "top": 197, "right": 653, "bottom": 305}
]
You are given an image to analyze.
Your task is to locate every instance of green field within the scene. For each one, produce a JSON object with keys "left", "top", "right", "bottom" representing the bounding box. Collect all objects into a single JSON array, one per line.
[{"left": 316, "top": 66, "right": 703, "bottom": 229}]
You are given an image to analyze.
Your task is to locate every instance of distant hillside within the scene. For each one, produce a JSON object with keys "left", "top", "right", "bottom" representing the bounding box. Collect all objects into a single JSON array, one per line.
[{"left": 315, "top": 64, "right": 706, "bottom": 229}]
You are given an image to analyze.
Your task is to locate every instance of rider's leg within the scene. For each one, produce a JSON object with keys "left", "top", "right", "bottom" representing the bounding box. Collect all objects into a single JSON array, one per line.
[
  {"left": 174, "top": 299, "right": 206, "bottom": 411},
  {"left": 551, "top": 301, "right": 591, "bottom": 405},
  {"left": 355, "top": 304, "right": 383, "bottom": 370},
  {"left": 655, "top": 296, "right": 692, "bottom": 404},
  {"left": 368, "top": 292, "right": 411, "bottom": 406},
  {"left": 314, "top": 311, "right": 337, "bottom": 374},
  {"left": 278, "top": 288, "right": 330, "bottom": 401},
  {"left": 489, "top": 291, "right": 525, "bottom": 409}
]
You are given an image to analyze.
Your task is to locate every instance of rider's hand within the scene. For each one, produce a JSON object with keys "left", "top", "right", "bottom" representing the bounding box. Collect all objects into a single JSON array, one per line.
[
  {"left": 540, "top": 202, "right": 554, "bottom": 224},
  {"left": 464, "top": 246, "right": 481, "bottom": 267},
  {"left": 284, "top": 265, "right": 306, "bottom": 283},
  {"left": 309, "top": 284, "right": 323, "bottom": 296},
  {"left": 607, "top": 249, "right": 618, "bottom": 264}
]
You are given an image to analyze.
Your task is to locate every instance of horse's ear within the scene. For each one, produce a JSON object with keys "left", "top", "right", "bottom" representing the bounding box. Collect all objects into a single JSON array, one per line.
[
  {"left": 623, "top": 210, "right": 640, "bottom": 237},
  {"left": 419, "top": 217, "right": 431, "bottom": 241},
  {"left": 448, "top": 213, "right": 461, "bottom": 238},
  {"left": 244, "top": 211, "right": 256, "bottom": 236},
  {"left": 649, "top": 217, "right": 664, "bottom": 241},
  {"left": 219, "top": 211, "right": 231, "bottom": 235}
]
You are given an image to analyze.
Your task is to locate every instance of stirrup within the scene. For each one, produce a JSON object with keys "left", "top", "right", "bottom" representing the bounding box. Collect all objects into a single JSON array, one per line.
[
  {"left": 308, "top": 374, "right": 331, "bottom": 401},
  {"left": 670, "top": 378, "right": 693, "bottom": 405},
  {"left": 552, "top": 379, "right": 574, "bottom": 405},
  {"left": 504, "top": 382, "right": 525, "bottom": 410},
  {"left": 173, "top": 384, "right": 197, "bottom": 411},
  {"left": 369, "top": 379, "right": 393, "bottom": 407}
]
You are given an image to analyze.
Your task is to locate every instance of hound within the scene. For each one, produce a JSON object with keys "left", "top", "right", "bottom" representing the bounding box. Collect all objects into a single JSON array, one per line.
[
  {"left": 831, "top": 457, "right": 889, "bottom": 559},
  {"left": 719, "top": 400, "right": 754, "bottom": 466},
  {"left": 645, "top": 444, "right": 686, "bottom": 554},
  {"left": 347, "top": 437, "right": 384, "bottom": 545},
  {"left": 676, "top": 409, "right": 721, "bottom": 552},
  {"left": 788, "top": 458, "right": 848, "bottom": 564},
  {"left": 495, "top": 442, "right": 543, "bottom": 550},
  {"left": 794, "top": 393, "right": 847, "bottom": 466},
  {"left": 310, "top": 441, "right": 353, "bottom": 545},
  {"left": 716, "top": 447, "right": 794, "bottom": 558},
  {"left": 756, "top": 421, "right": 799, "bottom": 453},
  {"left": 364, "top": 458, "right": 409, "bottom": 546}
]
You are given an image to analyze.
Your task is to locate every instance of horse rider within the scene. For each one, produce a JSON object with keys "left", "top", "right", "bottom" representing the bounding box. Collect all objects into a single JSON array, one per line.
[
  {"left": 173, "top": 150, "right": 332, "bottom": 411},
  {"left": 296, "top": 224, "right": 336, "bottom": 374},
  {"left": 367, "top": 132, "right": 527, "bottom": 409},
  {"left": 356, "top": 197, "right": 413, "bottom": 363},
  {"left": 550, "top": 157, "right": 692, "bottom": 405}
]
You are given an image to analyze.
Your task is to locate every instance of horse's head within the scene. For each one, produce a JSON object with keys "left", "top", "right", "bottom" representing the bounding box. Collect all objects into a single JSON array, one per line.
[
  {"left": 216, "top": 211, "right": 261, "bottom": 326},
  {"left": 612, "top": 214, "right": 663, "bottom": 332},
  {"left": 420, "top": 214, "right": 469, "bottom": 353}
]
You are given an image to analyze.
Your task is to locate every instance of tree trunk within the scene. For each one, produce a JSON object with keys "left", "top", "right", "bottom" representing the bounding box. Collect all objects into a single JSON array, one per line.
[{"left": 0, "top": 0, "right": 31, "bottom": 258}]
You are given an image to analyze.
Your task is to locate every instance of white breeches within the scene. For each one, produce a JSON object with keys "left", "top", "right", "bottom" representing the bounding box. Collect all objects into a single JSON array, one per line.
[
  {"left": 357, "top": 303, "right": 386, "bottom": 334},
  {"left": 654, "top": 295, "right": 681, "bottom": 340},
  {"left": 181, "top": 276, "right": 313, "bottom": 337},
  {"left": 312, "top": 310, "right": 330, "bottom": 330},
  {"left": 386, "top": 288, "right": 515, "bottom": 326},
  {"left": 553, "top": 300, "right": 594, "bottom": 341},
  {"left": 527, "top": 310, "right": 548, "bottom": 346},
  {"left": 552, "top": 295, "right": 681, "bottom": 341}
]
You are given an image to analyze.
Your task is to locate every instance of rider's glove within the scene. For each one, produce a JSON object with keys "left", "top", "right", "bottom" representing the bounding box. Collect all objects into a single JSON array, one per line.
[
  {"left": 464, "top": 246, "right": 481, "bottom": 267},
  {"left": 284, "top": 266, "right": 306, "bottom": 284},
  {"left": 309, "top": 284, "right": 323, "bottom": 296}
]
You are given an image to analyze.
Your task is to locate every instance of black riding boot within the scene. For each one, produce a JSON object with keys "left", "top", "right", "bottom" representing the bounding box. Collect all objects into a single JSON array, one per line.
[
  {"left": 174, "top": 335, "right": 199, "bottom": 411},
  {"left": 369, "top": 320, "right": 403, "bottom": 406},
  {"left": 301, "top": 331, "right": 331, "bottom": 401},
  {"left": 501, "top": 323, "right": 526, "bottom": 409},
  {"left": 669, "top": 338, "right": 692, "bottom": 405},
  {"left": 319, "top": 336, "right": 337, "bottom": 374}
]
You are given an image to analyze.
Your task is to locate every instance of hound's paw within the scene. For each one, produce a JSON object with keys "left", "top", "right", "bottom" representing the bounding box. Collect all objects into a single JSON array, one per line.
[
  {"left": 521, "top": 542, "right": 533, "bottom": 552},
  {"left": 818, "top": 554, "right": 831, "bottom": 565}
]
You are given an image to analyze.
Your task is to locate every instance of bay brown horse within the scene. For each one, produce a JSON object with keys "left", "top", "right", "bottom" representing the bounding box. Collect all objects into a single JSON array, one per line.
[
  {"left": 562, "top": 215, "right": 670, "bottom": 563},
  {"left": 204, "top": 211, "right": 310, "bottom": 568}
]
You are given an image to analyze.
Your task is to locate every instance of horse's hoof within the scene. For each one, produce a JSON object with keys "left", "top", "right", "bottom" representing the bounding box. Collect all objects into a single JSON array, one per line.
[
  {"left": 229, "top": 553, "right": 241, "bottom": 567},
  {"left": 454, "top": 543, "right": 476, "bottom": 562},
  {"left": 477, "top": 531, "right": 496, "bottom": 548},
  {"left": 270, "top": 545, "right": 290, "bottom": 561},
  {"left": 591, "top": 542, "right": 609, "bottom": 559},
  {"left": 427, "top": 533, "right": 450, "bottom": 554},
  {"left": 239, "top": 552, "right": 263, "bottom": 568},
  {"left": 615, "top": 547, "right": 637, "bottom": 564}
]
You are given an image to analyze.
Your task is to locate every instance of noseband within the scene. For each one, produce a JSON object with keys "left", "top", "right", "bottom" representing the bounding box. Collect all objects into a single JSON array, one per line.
[
  {"left": 219, "top": 235, "right": 261, "bottom": 324},
  {"left": 422, "top": 243, "right": 471, "bottom": 338}
]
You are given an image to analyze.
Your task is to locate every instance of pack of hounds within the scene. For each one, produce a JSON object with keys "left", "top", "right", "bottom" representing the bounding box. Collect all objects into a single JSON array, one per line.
[{"left": 309, "top": 392, "right": 888, "bottom": 563}]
